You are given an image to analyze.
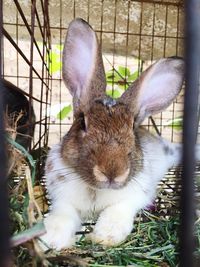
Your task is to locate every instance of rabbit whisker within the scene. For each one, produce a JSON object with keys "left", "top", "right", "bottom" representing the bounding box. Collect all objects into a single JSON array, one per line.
[{"left": 45, "top": 167, "right": 75, "bottom": 174}]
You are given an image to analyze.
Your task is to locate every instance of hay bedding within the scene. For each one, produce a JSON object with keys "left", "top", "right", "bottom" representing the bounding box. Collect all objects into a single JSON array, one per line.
[{"left": 7, "top": 118, "right": 200, "bottom": 267}]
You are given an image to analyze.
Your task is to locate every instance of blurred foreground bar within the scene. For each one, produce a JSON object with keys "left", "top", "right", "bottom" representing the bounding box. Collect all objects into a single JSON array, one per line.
[
  {"left": 180, "top": 1, "right": 200, "bottom": 266},
  {"left": 0, "top": 0, "right": 10, "bottom": 266}
]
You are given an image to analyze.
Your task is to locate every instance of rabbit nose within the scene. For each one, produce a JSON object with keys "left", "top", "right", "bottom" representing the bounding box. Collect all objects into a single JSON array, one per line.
[
  {"left": 93, "top": 165, "right": 108, "bottom": 182},
  {"left": 93, "top": 165, "right": 130, "bottom": 185},
  {"left": 113, "top": 168, "right": 130, "bottom": 183}
]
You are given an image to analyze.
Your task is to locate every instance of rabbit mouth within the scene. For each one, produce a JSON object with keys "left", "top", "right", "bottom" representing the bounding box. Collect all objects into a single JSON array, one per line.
[
  {"left": 91, "top": 165, "right": 130, "bottom": 190},
  {"left": 94, "top": 180, "right": 128, "bottom": 190},
  {"left": 86, "top": 179, "right": 129, "bottom": 190}
]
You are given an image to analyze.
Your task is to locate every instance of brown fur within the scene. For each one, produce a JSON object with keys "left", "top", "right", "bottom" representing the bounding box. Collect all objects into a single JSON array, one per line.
[
  {"left": 57, "top": 175, "right": 65, "bottom": 181},
  {"left": 61, "top": 101, "right": 143, "bottom": 189}
]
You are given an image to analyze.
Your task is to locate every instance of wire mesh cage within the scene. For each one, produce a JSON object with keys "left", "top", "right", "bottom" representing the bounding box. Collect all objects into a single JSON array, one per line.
[
  {"left": 48, "top": 0, "right": 185, "bottom": 145},
  {"left": 47, "top": 0, "right": 188, "bottom": 216},
  {"left": 3, "top": 0, "right": 52, "bottom": 149},
  {"left": 3, "top": 0, "right": 52, "bottom": 179},
  {"left": 1, "top": 0, "right": 200, "bottom": 266}
]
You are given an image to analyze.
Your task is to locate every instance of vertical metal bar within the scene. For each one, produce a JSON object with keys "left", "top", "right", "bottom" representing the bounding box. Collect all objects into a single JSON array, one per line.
[
  {"left": 171, "top": 5, "right": 180, "bottom": 143},
  {"left": 99, "top": 0, "right": 104, "bottom": 47},
  {"left": 138, "top": 1, "right": 143, "bottom": 75},
  {"left": 29, "top": 0, "right": 36, "bottom": 151},
  {"left": 16, "top": 4, "right": 19, "bottom": 87},
  {"left": 59, "top": 0, "right": 63, "bottom": 141},
  {"left": 180, "top": 1, "right": 200, "bottom": 266},
  {"left": 38, "top": 0, "right": 45, "bottom": 174},
  {"left": 73, "top": 0, "right": 76, "bottom": 19},
  {"left": 87, "top": 0, "right": 90, "bottom": 23},
  {"left": 45, "top": 0, "right": 52, "bottom": 148},
  {"left": 59, "top": 0, "right": 62, "bottom": 141},
  {"left": 150, "top": 3, "right": 156, "bottom": 63},
  {"left": 0, "top": 0, "right": 11, "bottom": 266},
  {"left": 149, "top": 3, "right": 161, "bottom": 135},
  {"left": 111, "top": 0, "right": 117, "bottom": 97},
  {"left": 124, "top": 0, "right": 130, "bottom": 91}
]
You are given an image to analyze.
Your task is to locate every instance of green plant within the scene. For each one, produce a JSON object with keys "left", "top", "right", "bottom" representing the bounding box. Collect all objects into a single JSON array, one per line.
[
  {"left": 106, "top": 66, "right": 139, "bottom": 99},
  {"left": 47, "top": 44, "right": 63, "bottom": 75},
  {"left": 165, "top": 117, "right": 183, "bottom": 131},
  {"left": 56, "top": 65, "right": 140, "bottom": 120},
  {"left": 56, "top": 104, "right": 72, "bottom": 120}
]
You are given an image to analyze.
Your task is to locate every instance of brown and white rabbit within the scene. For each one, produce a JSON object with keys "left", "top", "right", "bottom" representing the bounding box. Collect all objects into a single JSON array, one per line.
[{"left": 41, "top": 18, "right": 195, "bottom": 250}]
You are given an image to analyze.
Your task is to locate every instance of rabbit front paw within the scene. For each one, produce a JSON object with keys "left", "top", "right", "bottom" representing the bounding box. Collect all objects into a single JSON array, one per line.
[
  {"left": 88, "top": 214, "right": 133, "bottom": 246},
  {"left": 40, "top": 214, "right": 78, "bottom": 250}
]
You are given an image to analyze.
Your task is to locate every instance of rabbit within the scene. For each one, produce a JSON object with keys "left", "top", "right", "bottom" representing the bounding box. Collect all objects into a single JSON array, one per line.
[
  {"left": 2, "top": 79, "right": 35, "bottom": 149},
  {"left": 41, "top": 18, "right": 196, "bottom": 250}
]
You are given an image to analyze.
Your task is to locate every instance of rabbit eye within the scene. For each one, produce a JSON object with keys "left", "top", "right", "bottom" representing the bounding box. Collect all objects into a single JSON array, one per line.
[{"left": 79, "top": 112, "right": 87, "bottom": 132}]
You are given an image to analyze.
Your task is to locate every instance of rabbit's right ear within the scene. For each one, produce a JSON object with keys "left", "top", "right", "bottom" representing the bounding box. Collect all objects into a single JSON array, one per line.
[
  {"left": 119, "top": 58, "right": 185, "bottom": 126},
  {"left": 62, "top": 18, "right": 106, "bottom": 114}
]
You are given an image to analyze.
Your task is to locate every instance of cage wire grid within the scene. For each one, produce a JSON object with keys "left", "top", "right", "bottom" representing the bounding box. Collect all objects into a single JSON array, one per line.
[
  {"left": 3, "top": 0, "right": 187, "bottom": 145},
  {"left": 3, "top": 0, "right": 52, "bottom": 153},
  {"left": 47, "top": 0, "right": 185, "bottom": 143},
  {"left": 46, "top": 0, "right": 193, "bottom": 212},
  {"left": 1, "top": 0, "right": 200, "bottom": 266}
]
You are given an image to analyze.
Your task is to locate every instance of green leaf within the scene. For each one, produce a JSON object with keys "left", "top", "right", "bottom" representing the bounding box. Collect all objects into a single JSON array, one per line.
[
  {"left": 127, "top": 70, "right": 139, "bottom": 82},
  {"left": 165, "top": 117, "right": 183, "bottom": 131},
  {"left": 113, "top": 73, "right": 122, "bottom": 83},
  {"left": 45, "top": 44, "right": 64, "bottom": 75},
  {"left": 11, "top": 221, "right": 46, "bottom": 247},
  {"left": 106, "top": 70, "right": 123, "bottom": 83},
  {"left": 106, "top": 89, "right": 122, "bottom": 99},
  {"left": 118, "top": 83, "right": 129, "bottom": 90},
  {"left": 106, "top": 70, "right": 114, "bottom": 78},
  {"left": 55, "top": 44, "right": 64, "bottom": 51},
  {"left": 106, "top": 71, "right": 115, "bottom": 84},
  {"left": 49, "top": 51, "right": 62, "bottom": 75},
  {"left": 6, "top": 135, "right": 36, "bottom": 184},
  {"left": 56, "top": 105, "right": 72, "bottom": 120},
  {"left": 118, "top": 66, "right": 130, "bottom": 77}
]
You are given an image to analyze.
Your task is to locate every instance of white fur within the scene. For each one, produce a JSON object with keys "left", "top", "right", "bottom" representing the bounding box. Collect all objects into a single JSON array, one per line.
[{"left": 41, "top": 131, "right": 187, "bottom": 250}]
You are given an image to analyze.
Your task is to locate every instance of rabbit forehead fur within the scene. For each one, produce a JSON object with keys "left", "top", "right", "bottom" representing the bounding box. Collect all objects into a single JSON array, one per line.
[{"left": 60, "top": 102, "right": 143, "bottom": 189}]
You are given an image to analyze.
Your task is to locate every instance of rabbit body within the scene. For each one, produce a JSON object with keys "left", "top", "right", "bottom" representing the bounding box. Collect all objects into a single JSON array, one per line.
[
  {"left": 42, "top": 128, "right": 182, "bottom": 250},
  {"left": 41, "top": 18, "right": 186, "bottom": 250}
]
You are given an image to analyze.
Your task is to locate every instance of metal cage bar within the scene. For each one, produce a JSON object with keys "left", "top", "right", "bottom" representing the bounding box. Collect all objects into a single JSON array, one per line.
[
  {"left": 180, "top": 0, "right": 200, "bottom": 266},
  {"left": 0, "top": 1, "right": 10, "bottom": 267}
]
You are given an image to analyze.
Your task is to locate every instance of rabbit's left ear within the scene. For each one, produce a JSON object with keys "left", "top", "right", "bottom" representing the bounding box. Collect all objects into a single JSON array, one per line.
[
  {"left": 119, "top": 58, "right": 185, "bottom": 126},
  {"left": 62, "top": 18, "right": 106, "bottom": 114}
]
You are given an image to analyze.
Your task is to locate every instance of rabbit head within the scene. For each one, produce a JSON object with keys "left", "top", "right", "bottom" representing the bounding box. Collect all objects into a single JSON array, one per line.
[{"left": 61, "top": 18, "right": 184, "bottom": 190}]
